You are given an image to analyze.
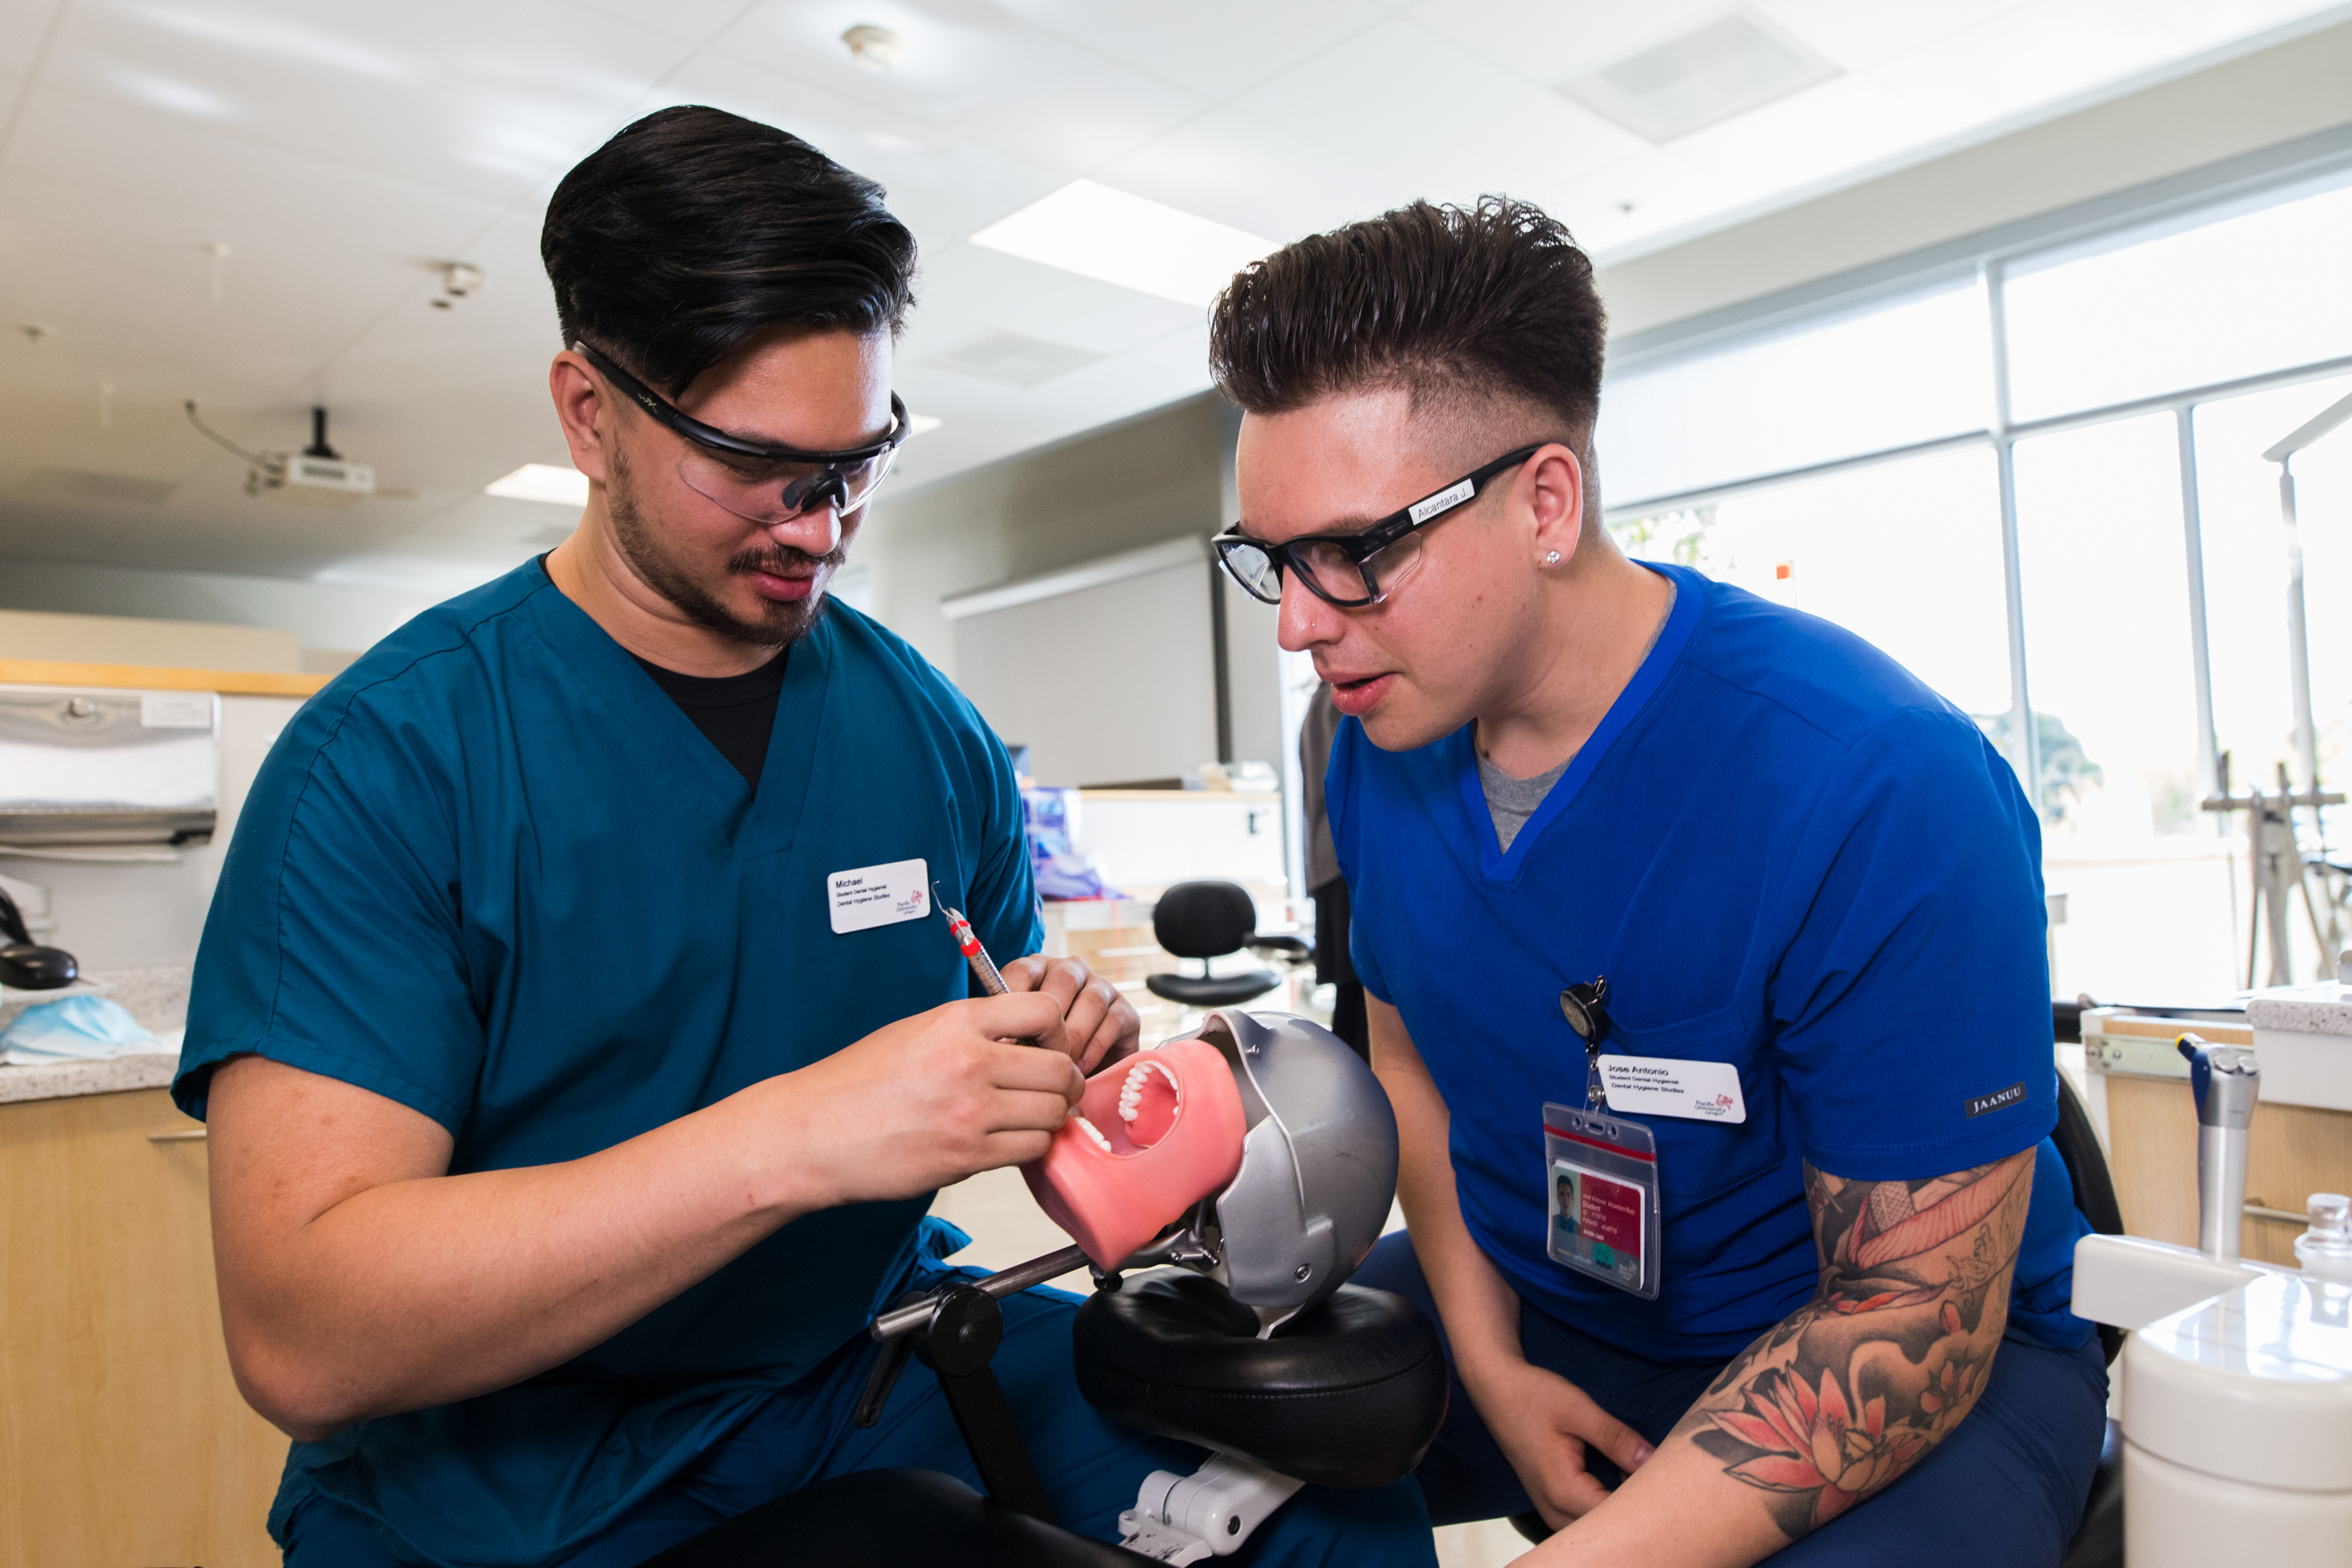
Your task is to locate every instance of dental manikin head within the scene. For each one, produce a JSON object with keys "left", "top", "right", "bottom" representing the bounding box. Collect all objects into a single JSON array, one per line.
[
  {"left": 1024, "top": 1011, "right": 1400, "bottom": 1324},
  {"left": 1206, "top": 198, "right": 1618, "bottom": 755}
]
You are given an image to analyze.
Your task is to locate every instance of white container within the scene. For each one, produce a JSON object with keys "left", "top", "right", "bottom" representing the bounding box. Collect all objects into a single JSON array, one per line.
[{"left": 2121, "top": 1270, "right": 2352, "bottom": 1566}]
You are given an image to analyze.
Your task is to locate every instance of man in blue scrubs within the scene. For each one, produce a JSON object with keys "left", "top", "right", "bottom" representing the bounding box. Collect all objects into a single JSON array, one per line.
[
  {"left": 176, "top": 109, "right": 1433, "bottom": 1568},
  {"left": 1202, "top": 199, "right": 2106, "bottom": 1566}
]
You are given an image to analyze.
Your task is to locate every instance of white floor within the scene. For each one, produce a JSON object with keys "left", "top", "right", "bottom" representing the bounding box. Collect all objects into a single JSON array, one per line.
[{"left": 927, "top": 1168, "right": 1530, "bottom": 1564}]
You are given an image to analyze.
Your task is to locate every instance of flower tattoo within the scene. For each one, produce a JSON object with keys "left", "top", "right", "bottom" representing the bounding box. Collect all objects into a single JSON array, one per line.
[
  {"left": 1678, "top": 1148, "right": 2036, "bottom": 1544},
  {"left": 1708, "top": 1366, "right": 1928, "bottom": 1528}
]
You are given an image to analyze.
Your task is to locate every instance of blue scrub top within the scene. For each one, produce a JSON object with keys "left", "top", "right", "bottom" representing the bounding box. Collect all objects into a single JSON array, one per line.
[
  {"left": 176, "top": 559, "right": 1040, "bottom": 1566},
  {"left": 1330, "top": 563, "right": 2089, "bottom": 1365}
]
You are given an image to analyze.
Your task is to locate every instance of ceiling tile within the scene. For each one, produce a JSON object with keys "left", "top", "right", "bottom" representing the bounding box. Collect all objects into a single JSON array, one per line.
[
  {"left": 2131, "top": 0, "right": 2346, "bottom": 50},
  {"left": 1232, "top": 16, "right": 1654, "bottom": 202},
  {"left": 1665, "top": 71, "right": 1965, "bottom": 198},
  {"left": 563, "top": 0, "right": 753, "bottom": 45},
  {"left": 1089, "top": 104, "right": 1400, "bottom": 241},
  {"left": 984, "top": 0, "right": 1392, "bottom": 98},
  {"left": 1866, "top": 0, "right": 2184, "bottom": 125},
  {"left": 718, "top": 0, "right": 1212, "bottom": 182},
  {"left": 0, "top": 0, "right": 67, "bottom": 79},
  {"left": 1401, "top": 0, "right": 1731, "bottom": 83},
  {"left": 641, "top": 52, "right": 1071, "bottom": 249},
  {"left": 1754, "top": 0, "right": 2042, "bottom": 69},
  {"left": 884, "top": 319, "right": 1214, "bottom": 497},
  {"left": 1536, "top": 146, "right": 1744, "bottom": 261},
  {"left": 42, "top": 0, "right": 698, "bottom": 205}
]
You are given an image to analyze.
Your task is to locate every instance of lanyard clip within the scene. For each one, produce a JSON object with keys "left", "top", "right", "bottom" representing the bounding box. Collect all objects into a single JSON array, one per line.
[{"left": 1559, "top": 976, "right": 1613, "bottom": 1109}]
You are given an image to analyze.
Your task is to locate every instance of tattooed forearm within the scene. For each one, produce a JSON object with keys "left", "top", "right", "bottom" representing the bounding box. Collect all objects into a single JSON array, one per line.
[{"left": 1676, "top": 1148, "right": 2035, "bottom": 1540}]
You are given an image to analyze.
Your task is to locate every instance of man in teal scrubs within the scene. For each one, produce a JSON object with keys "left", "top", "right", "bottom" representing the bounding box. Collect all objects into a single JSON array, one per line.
[{"left": 175, "top": 108, "right": 1433, "bottom": 1567}]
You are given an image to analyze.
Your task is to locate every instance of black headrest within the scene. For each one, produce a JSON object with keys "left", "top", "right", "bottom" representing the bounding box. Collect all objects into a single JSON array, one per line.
[
  {"left": 1151, "top": 880, "right": 1257, "bottom": 960},
  {"left": 1074, "top": 1272, "right": 1448, "bottom": 1489}
]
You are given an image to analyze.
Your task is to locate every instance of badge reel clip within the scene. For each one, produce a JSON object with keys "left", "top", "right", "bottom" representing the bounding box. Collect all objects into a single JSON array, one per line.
[{"left": 1546, "top": 976, "right": 1662, "bottom": 1301}]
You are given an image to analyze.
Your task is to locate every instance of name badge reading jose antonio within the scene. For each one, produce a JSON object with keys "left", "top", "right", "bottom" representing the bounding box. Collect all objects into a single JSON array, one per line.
[
  {"left": 1597, "top": 1056, "right": 1748, "bottom": 1124},
  {"left": 829, "top": 858, "right": 929, "bottom": 934}
]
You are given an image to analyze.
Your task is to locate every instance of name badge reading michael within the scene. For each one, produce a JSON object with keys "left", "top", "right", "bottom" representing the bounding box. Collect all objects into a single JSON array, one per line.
[
  {"left": 828, "top": 858, "right": 929, "bottom": 935},
  {"left": 1597, "top": 1056, "right": 1747, "bottom": 1123}
]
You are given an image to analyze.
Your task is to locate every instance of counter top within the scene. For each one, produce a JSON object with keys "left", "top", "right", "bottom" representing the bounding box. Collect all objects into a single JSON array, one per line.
[
  {"left": 0, "top": 963, "right": 190, "bottom": 1106},
  {"left": 0, "top": 1050, "right": 180, "bottom": 1105},
  {"left": 2247, "top": 984, "right": 2352, "bottom": 1040}
]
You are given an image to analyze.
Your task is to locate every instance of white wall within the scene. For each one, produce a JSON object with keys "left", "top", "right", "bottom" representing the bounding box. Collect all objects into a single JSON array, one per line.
[
  {"left": 0, "top": 608, "right": 301, "bottom": 672},
  {"left": 1596, "top": 18, "right": 2352, "bottom": 337},
  {"left": 0, "top": 559, "right": 431, "bottom": 669},
  {"left": 859, "top": 394, "right": 1229, "bottom": 681},
  {"left": 952, "top": 552, "right": 1221, "bottom": 788}
]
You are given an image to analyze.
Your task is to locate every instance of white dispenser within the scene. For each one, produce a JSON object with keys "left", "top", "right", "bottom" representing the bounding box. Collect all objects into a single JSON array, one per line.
[
  {"left": 2072, "top": 1035, "right": 2352, "bottom": 1567},
  {"left": 2120, "top": 1270, "right": 2352, "bottom": 1563}
]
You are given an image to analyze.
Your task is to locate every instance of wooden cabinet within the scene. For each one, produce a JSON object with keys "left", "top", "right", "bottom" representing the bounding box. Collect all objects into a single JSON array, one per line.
[{"left": 0, "top": 1087, "right": 285, "bottom": 1567}]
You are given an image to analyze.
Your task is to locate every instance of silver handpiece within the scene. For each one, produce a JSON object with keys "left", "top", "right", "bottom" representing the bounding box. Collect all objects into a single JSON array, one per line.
[{"left": 2177, "top": 1032, "right": 2261, "bottom": 1260}]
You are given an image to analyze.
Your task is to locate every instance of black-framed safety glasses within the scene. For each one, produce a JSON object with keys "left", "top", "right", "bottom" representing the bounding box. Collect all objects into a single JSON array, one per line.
[
  {"left": 1212, "top": 445, "right": 1540, "bottom": 608},
  {"left": 573, "top": 340, "right": 912, "bottom": 526}
]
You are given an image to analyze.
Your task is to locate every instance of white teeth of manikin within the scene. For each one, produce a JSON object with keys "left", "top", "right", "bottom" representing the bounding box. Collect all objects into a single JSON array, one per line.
[
  {"left": 1116, "top": 1058, "right": 1181, "bottom": 1123},
  {"left": 1073, "top": 1115, "right": 1114, "bottom": 1153}
]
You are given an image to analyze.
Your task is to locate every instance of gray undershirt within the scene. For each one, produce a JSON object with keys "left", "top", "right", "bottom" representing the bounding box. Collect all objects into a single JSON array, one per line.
[
  {"left": 1476, "top": 578, "right": 1678, "bottom": 852},
  {"left": 1477, "top": 749, "right": 1572, "bottom": 853}
]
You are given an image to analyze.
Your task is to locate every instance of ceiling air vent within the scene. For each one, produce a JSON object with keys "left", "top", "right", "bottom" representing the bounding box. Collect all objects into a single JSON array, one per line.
[
  {"left": 927, "top": 331, "right": 1104, "bottom": 389},
  {"left": 1560, "top": 11, "right": 1841, "bottom": 143},
  {"left": 19, "top": 468, "right": 176, "bottom": 505}
]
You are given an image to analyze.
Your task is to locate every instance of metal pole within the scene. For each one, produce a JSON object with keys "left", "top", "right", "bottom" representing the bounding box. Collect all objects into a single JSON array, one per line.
[
  {"left": 1984, "top": 260, "right": 2040, "bottom": 812},
  {"left": 2279, "top": 461, "right": 2323, "bottom": 810},
  {"left": 2176, "top": 406, "right": 2221, "bottom": 805}
]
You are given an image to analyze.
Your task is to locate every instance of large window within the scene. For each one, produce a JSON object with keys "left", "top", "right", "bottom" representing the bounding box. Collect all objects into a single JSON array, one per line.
[
  {"left": 1614, "top": 445, "right": 2010, "bottom": 719},
  {"left": 1605, "top": 155, "right": 2352, "bottom": 996},
  {"left": 1597, "top": 281, "right": 1989, "bottom": 502},
  {"left": 2003, "top": 177, "right": 2352, "bottom": 423}
]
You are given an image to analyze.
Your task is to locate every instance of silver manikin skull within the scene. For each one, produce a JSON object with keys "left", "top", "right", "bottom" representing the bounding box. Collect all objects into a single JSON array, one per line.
[{"left": 1163, "top": 1009, "right": 1400, "bottom": 1327}]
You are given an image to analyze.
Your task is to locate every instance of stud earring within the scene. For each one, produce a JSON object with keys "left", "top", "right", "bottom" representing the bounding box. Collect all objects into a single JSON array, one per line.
[{"left": 1544, "top": 551, "right": 1561, "bottom": 566}]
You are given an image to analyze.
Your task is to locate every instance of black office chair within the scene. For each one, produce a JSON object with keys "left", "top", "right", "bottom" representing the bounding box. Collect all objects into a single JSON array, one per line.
[
  {"left": 1145, "top": 880, "right": 1284, "bottom": 1009},
  {"left": 2051, "top": 1000, "right": 2125, "bottom": 1568}
]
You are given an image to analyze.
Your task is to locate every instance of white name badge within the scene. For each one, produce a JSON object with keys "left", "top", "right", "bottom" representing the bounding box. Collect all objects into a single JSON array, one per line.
[
  {"left": 1598, "top": 1056, "right": 1747, "bottom": 1123},
  {"left": 828, "top": 858, "right": 930, "bottom": 935}
]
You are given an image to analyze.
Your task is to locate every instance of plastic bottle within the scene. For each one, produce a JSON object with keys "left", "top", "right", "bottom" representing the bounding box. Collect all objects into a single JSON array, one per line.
[{"left": 2294, "top": 1193, "right": 2352, "bottom": 1282}]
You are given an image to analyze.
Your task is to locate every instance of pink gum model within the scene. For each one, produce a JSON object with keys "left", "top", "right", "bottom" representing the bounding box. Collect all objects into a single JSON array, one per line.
[{"left": 1023, "top": 1036, "right": 1247, "bottom": 1270}]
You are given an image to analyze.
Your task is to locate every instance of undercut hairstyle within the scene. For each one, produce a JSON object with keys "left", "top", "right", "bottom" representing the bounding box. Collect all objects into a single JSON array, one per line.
[
  {"left": 542, "top": 106, "right": 917, "bottom": 397},
  {"left": 1207, "top": 196, "right": 1606, "bottom": 460}
]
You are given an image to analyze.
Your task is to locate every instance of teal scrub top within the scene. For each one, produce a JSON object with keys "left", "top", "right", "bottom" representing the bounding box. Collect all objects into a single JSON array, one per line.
[{"left": 175, "top": 559, "right": 1041, "bottom": 1567}]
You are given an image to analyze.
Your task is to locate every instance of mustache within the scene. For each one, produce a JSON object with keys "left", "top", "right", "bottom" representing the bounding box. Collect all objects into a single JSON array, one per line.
[{"left": 726, "top": 543, "right": 845, "bottom": 577}]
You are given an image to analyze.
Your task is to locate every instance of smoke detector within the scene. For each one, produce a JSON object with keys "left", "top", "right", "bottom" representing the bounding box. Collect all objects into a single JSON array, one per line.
[
  {"left": 842, "top": 24, "right": 905, "bottom": 70},
  {"left": 431, "top": 261, "right": 486, "bottom": 310}
]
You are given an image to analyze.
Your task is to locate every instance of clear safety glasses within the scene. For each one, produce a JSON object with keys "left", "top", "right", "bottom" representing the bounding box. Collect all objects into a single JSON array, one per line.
[
  {"left": 1212, "top": 445, "right": 1539, "bottom": 608},
  {"left": 574, "top": 340, "right": 911, "bottom": 526}
]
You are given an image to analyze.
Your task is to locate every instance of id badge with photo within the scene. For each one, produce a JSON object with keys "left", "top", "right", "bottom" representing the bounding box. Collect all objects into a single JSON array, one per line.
[{"left": 1543, "top": 1101, "right": 1662, "bottom": 1300}]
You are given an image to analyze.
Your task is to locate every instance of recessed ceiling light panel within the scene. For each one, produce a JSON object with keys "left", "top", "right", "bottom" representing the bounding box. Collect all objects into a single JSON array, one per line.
[
  {"left": 969, "top": 180, "right": 1272, "bottom": 308},
  {"left": 1560, "top": 11, "right": 1841, "bottom": 143},
  {"left": 485, "top": 463, "right": 589, "bottom": 506}
]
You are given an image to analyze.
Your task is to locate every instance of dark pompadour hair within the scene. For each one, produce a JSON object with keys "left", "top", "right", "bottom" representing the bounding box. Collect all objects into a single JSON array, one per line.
[
  {"left": 542, "top": 106, "right": 917, "bottom": 396},
  {"left": 1208, "top": 197, "right": 1605, "bottom": 440}
]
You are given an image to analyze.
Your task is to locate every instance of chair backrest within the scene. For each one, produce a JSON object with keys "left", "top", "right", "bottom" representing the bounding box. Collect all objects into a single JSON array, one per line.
[
  {"left": 2050, "top": 1001, "right": 2127, "bottom": 1368},
  {"left": 2054, "top": 1071, "right": 2125, "bottom": 1238},
  {"left": 1152, "top": 881, "right": 1258, "bottom": 960}
]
